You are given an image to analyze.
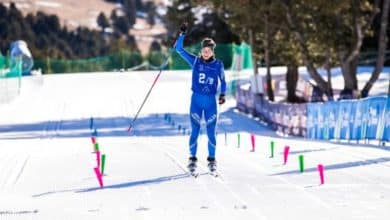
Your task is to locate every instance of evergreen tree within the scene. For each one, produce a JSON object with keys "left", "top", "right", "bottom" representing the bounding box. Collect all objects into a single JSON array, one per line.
[
  {"left": 0, "top": 2, "right": 138, "bottom": 62},
  {"left": 165, "top": 0, "right": 196, "bottom": 41},
  {"left": 123, "top": 0, "right": 136, "bottom": 27},
  {"left": 97, "top": 12, "right": 110, "bottom": 31},
  {"left": 146, "top": 1, "right": 156, "bottom": 27},
  {"left": 113, "top": 16, "right": 130, "bottom": 35}
]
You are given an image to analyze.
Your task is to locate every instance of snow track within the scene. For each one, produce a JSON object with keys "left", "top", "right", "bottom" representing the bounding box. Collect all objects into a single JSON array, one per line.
[{"left": 0, "top": 71, "right": 389, "bottom": 219}]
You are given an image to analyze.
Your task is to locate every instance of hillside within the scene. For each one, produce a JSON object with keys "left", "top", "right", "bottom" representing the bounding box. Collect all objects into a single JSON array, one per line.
[
  {"left": 1, "top": 0, "right": 117, "bottom": 29},
  {"left": 0, "top": 0, "right": 168, "bottom": 54}
]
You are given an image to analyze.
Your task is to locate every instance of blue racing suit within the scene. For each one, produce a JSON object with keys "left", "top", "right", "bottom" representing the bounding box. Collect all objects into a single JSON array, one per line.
[{"left": 175, "top": 34, "right": 226, "bottom": 158}]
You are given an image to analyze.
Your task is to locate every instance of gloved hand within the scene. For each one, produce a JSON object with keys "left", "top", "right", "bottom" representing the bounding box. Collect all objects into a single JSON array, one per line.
[
  {"left": 218, "top": 94, "right": 226, "bottom": 105},
  {"left": 180, "top": 22, "right": 188, "bottom": 34}
]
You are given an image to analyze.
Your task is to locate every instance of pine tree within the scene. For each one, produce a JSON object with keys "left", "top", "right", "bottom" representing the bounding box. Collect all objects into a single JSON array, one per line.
[
  {"left": 123, "top": 0, "right": 136, "bottom": 28},
  {"left": 97, "top": 12, "right": 110, "bottom": 32}
]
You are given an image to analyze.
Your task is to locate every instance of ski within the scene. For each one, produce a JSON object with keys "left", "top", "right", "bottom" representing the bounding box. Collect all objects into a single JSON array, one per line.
[
  {"left": 208, "top": 171, "right": 219, "bottom": 178},
  {"left": 189, "top": 172, "right": 199, "bottom": 178}
]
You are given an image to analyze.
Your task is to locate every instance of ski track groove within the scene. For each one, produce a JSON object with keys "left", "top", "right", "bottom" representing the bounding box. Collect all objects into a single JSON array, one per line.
[
  {"left": 1, "top": 154, "right": 18, "bottom": 190},
  {"left": 220, "top": 141, "right": 333, "bottom": 210},
  {"left": 321, "top": 147, "right": 390, "bottom": 191},
  {"left": 13, "top": 155, "right": 29, "bottom": 185},
  {"left": 0, "top": 153, "right": 14, "bottom": 190},
  {"left": 161, "top": 143, "right": 268, "bottom": 220},
  {"left": 160, "top": 149, "right": 232, "bottom": 216},
  {"left": 195, "top": 162, "right": 269, "bottom": 220}
]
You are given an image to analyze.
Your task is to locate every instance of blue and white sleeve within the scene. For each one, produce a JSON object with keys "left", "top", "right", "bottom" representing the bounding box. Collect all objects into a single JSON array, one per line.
[{"left": 175, "top": 34, "right": 197, "bottom": 67}]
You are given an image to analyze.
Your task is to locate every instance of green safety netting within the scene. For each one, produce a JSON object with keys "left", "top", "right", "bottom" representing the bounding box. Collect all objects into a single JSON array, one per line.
[
  {"left": 32, "top": 43, "right": 253, "bottom": 74},
  {"left": 0, "top": 54, "right": 22, "bottom": 104},
  {"left": 34, "top": 50, "right": 143, "bottom": 74},
  {"left": 0, "top": 54, "right": 22, "bottom": 78},
  {"left": 169, "top": 42, "right": 253, "bottom": 70}
]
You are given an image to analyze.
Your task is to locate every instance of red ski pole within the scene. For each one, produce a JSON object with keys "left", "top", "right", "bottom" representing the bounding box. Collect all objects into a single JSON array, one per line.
[{"left": 127, "top": 47, "right": 175, "bottom": 133}]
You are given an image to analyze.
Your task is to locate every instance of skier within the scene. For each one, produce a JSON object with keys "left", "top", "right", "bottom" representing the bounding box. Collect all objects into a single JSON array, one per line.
[{"left": 174, "top": 23, "right": 226, "bottom": 175}]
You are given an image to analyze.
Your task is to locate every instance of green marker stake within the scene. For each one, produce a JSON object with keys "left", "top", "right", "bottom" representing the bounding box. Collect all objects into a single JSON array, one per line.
[
  {"left": 94, "top": 143, "right": 99, "bottom": 152},
  {"left": 237, "top": 133, "right": 241, "bottom": 148},
  {"left": 299, "top": 155, "right": 304, "bottom": 172},
  {"left": 101, "top": 154, "right": 106, "bottom": 175},
  {"left": 270, "top": 141, "right": 274, "bottom": 158}
]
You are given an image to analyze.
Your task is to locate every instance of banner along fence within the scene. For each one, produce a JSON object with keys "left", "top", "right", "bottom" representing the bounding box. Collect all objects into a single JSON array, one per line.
[{"left": 235, "top": 83, "right": 389, "bottom": 142}]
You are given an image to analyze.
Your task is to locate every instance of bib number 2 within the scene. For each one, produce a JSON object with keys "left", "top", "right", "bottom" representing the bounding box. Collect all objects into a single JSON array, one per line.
[{"left": 199, "top": 73, "right": 206, "bottom": 84}]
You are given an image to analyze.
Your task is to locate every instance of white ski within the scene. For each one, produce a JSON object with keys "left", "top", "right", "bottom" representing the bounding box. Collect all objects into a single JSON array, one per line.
[
  {"left": 189, "top": 171, "right": 199, "bottom": 178},
  {"left": 208, "top": 170, "right": 219, "bottom": 177}
]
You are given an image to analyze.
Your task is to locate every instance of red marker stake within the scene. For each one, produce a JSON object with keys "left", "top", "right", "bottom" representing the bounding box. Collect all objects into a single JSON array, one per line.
[
  {"left": 318, "top": 164, "right": 325, "bottom": 185},
  {"left": 93, "top": 167, "right": 104, "bottom": 188},
  {"left": 91, "top": 136, "right": 96, "bottom": 144},
  {"left": 250, "top": 134, "right": 255, "bottom": 152},
  {"left": 283, "top": 146, "right": 290, "bottom": 165}
]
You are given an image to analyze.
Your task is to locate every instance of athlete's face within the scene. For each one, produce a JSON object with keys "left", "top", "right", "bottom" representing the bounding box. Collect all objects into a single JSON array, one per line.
[{"left": 201, "top": 47, "right": 214, "bottom": 60}]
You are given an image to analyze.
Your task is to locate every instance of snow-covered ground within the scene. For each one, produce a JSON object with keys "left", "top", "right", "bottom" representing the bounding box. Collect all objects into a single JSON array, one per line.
[{"left": 0, "top": 71, "right": 389, "bottom": 219}]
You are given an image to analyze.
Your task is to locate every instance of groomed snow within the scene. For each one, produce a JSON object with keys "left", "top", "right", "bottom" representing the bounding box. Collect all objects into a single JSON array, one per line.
[{"left": 0, "top": 71, "right": 389, "bottom": 220}]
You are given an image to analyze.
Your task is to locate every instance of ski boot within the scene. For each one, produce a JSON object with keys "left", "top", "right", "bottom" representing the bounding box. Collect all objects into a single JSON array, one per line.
[
  {"left": 207, "top": 157, "right": 218, "bottom": 177},
  {"left": 187, "top": 156, "right": 198, "bottom": 177}
]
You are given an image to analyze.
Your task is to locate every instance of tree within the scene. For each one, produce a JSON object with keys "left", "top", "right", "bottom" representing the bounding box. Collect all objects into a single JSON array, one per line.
[
  {"left": 97, "top": 12, "right": 110, "bottom": 32},
  {"left": 165, "top": 0, "right": 196, "bottom": 41},
  {"left": 280, "top": 0, "right": 380, "bottom": 99},
  {"left": 123, "top": 0, "right": 136, "bottom": 28},
  {"left": 146, "top": 1, "right": 156, "bottom": 28},
  {"left": 200, "top": 0, "right": 384, "bottom": 101},
  {"left": 280, "top": 1, "right": 334, "bottom": 99},
  {"left": 0, "top": 0, "right": 142, "bottom": 70},
  {"left": 150, "top": 40, "right": 161, "bottom": 51},
  {"left": 203, "top": 0, "right": 278, "bottom": 101},
  {"left": 113, "top": 15, "right": 130, "bottom": 35},
  {"left": 361, "top": 0, "right": 390, "bottom": 97}
]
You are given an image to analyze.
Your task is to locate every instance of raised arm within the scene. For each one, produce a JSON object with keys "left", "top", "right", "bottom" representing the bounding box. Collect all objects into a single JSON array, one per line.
[{"left": 175, "top": 34, "right": 197, "bottom": 67}]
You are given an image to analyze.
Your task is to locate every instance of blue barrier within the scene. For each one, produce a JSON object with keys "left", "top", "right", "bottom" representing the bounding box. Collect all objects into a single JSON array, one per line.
[
  {"left": 235, "top": 85, "right": 388, "bottom": 142},
  {"left": 350, "top": 100, "right": 364, "bottom": 140},
  {"left": 323, "top": 101, "right": 338, "bottom": 140},
  {"left": 365, "top": 96, "right": 386, "bottom": 139},
  {"left": 382, "top": 96, "right": 390, "bottom": 141},
  {"left": 335, "top": 100, "right": 352, "bottom": 140},
  {"left": 306, "top": 103, "right": 317, "bottom": 139}
]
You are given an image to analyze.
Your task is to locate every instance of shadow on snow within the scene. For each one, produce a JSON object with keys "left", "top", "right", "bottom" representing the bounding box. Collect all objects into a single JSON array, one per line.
[
  {"left": 271, "top": 157, "right": 390, "bottom": 176},
  {"left": 0, "top": 107, "right": 274, "bottom": 140}
]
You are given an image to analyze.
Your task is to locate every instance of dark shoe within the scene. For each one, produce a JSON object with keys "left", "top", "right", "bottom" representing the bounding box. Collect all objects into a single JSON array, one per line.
[
  {"left": 207, "top": 157, "right": 217, "bottom": 172},
  {"left": 187, "top": 156, "right": 197, "bottom": 172}
]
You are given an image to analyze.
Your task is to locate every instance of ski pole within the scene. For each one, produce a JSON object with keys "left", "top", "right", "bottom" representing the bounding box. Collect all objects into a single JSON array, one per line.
[
  {"left": 127, "top": 47, "right": 175, "bottom": 133},
  {"left": 217, "top": 99, "right": 227, "bottom": 143}
]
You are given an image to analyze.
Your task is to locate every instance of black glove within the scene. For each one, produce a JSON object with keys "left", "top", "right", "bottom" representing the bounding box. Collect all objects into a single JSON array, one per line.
[
  {"left": 218, "top": 94, "right": 226, "bottom": 105},
  {"left": 179, "top": 22, "right": 188, "bottom": 34}
]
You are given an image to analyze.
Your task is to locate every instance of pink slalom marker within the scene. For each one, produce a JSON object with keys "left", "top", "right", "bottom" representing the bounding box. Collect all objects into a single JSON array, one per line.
[
  {"left": 283, "top": 146, "right": 290, "bottom": 165},
  {"left": 91, "top": 136, "right": 96, "bottom": 144},
  {"left": 93, "top": 167, "right": 104, "bottom": 188},
  {"left": 96, "top": 150, "right": 101, "bottom": 167},
  {"left": 250, "top": 134, "right": 255, "bottom": 152},
  {"left": 317, "top": 164, "right": 325, "bottom": 184}
]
